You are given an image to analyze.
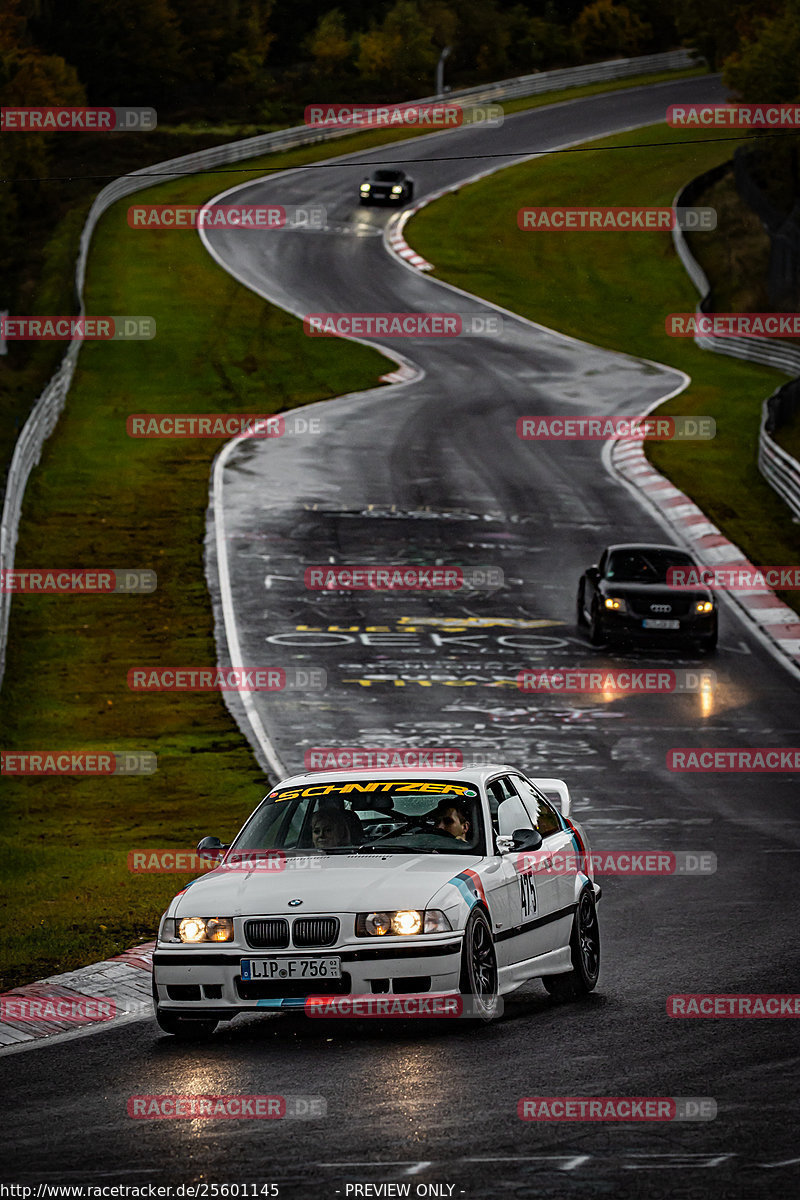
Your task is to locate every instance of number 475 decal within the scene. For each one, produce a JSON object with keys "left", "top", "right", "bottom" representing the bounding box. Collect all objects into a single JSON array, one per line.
[{"left": 520, "top": 871, "right": 537, "bottom": 917}]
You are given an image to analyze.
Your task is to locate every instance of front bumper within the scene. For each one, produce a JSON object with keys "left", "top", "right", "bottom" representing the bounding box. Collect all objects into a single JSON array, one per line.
[
  {"left": 601, "top": 611, "right": 716, "bottom": 640},
  {"left": 360, "top": 192, "right": 405, "bottom": 205},
  {"left": 153, "top": 934, "right": 464, "bottom": 1017}
]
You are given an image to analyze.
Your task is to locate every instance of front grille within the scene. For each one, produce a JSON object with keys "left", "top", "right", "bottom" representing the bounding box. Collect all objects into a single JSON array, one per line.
[
  {"left": 293, "top": 917, "right": 339, "bottom": 947},
  {"left": 628, "top": 595, "right": 691, "bottom": 617},
  {"left": 236, "top": 973, "right": 352, "bottom": 1000},
  {"left": 245, "top": 918, "right": 290, "bottom": 948}
]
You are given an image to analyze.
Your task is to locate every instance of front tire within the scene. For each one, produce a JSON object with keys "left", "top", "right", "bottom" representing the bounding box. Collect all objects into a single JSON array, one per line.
[
  {"left": 698, "top": 624, "right": 718, "bottom": 654},
  {"left": 459, "top": 909, "right": 500, "bottom": 1022},
  {"left": 543, "top": 887, "right": 600, "bottom": 1002},
  {"left": 576, "top": 581, "right": 588, "bottom": 627},
  {"left": 589, "top": 601, "right": 605, "bottom": 646}
]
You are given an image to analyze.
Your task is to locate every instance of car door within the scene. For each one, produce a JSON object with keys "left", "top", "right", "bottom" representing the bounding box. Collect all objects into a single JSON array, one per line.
[
  {"left": 488, "top": 775, "right": 558, "bottom": 967},
  {"left": 483, "top": 776, "right": 530, "bottom": 967},
  {"left": 510, "top": 774, "right": 577, "bottom": 954}
]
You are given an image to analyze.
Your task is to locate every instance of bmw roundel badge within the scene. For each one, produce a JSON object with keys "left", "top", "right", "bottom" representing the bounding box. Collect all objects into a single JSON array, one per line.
[{"left": 288, "top": 898, "right": 303, "bottom": 907}]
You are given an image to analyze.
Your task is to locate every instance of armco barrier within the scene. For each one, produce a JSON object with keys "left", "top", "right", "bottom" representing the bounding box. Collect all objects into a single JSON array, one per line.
[
  {"left": 0, "top": 49, "right": 697, "bottom": 688},
  {"left": 671, "top": 170, "right": 800, "bottom": 519}
]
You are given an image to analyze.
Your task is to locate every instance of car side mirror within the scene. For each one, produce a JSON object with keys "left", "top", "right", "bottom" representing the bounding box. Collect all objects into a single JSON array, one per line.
[
  {"left": 586, "top": 565, "right": 600, "bottom": 581},
  {"left": 197, "top": 835, "right": 229, "bottom": 862},
  {"left": 512, "top": 828, "right": 543, "bottom": 852}
]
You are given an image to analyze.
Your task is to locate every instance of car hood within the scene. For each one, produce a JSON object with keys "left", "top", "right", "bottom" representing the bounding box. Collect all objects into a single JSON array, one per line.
[
  {"left": 170, "top": 852, "right": 483, "bottom": 917},
  {"left": 599, "top": 580, "right": 712, "bottom": 602}
]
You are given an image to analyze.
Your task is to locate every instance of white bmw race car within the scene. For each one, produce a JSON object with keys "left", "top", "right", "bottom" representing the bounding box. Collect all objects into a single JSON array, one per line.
[{"left": 152, "top": 765, "right": 601, "bottom": 1037}]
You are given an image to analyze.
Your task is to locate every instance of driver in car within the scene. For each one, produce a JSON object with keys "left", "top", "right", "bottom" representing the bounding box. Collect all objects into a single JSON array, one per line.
[
  {"left": 311, "top": 809, "right": 351, "bottom": 851},
  {"left": 433, "top": 799, "right": 471, "bottom": 842}
]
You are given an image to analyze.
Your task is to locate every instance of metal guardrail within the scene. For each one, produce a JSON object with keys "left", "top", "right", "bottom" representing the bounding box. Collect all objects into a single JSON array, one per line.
[
  {"left": 672, "top": 171, "right": 800, "bottom": 519},
  {"left": 759, "top": 380, "right": 800, "bottom": 518},
  {"left": 0, "top": 48, "right": 699, "bottom": 687}
]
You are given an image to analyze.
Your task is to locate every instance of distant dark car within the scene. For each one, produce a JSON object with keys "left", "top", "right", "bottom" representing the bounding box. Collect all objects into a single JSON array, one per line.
[
  {"left": 359, "top": 168, "right": 414, "bottom": 206},
  {"left": 577, "top": 543, "right": 717, "bottom": 652}
]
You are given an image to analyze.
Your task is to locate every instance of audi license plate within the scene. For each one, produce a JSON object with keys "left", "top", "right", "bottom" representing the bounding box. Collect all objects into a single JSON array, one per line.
[
  {"left": 642, "top": 618, "right": 680, "bottom": 630},
  {"left": 240, "top": 957, "right": 341, "bottom": 981}
]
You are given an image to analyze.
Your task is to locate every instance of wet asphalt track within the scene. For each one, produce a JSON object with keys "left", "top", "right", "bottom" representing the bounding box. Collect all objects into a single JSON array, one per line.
[{"left": 3, "top": 75, "right": 800, "bottom": 1198}]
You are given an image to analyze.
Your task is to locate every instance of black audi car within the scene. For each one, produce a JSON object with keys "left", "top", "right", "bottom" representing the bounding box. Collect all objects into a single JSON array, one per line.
[
  {"left": 577, "top": 543, "right": 718, "bottom": 652},
  {"left": 359, "top": 168, "right": 414, "bottom": 206}
]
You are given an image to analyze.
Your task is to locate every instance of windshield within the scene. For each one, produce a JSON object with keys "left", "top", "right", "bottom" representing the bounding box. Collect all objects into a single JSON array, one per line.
[
  {"left": 607, "top": 548, "right": 694, "bottom": 584},
  {"left": 229, "top": 779, "right": 485, "bottom": 857},
  {"left": 373, "top": 170, "right": 403, "bottom": 181}
]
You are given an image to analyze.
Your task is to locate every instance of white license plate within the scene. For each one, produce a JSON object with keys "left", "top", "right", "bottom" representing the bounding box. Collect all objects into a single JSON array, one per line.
[
  {"left": 240, "top": 957, "right": 341, "bottom": 982},
  {"left": 642, "top": 618, "right": 680, "bottom": 630}
]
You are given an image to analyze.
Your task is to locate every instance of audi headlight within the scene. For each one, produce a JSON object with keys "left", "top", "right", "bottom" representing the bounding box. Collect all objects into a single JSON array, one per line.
[
  {"left": 177, "top": 917, "right": 234, "bottom": 943},
  {"left": 360, "top": 183, "right": 371, "bottom": 192},
  {"left": 391, "top": 185, "right": 403, "bottom": 194},
  {"left": 356, "top": 909, "right": 452, "bottom": 937},
  {"left": 695, "top": 600, "right": 714, "bottom": 614},
  {"left": 604, "top": 597, "right": 627, "bottom": 612}
]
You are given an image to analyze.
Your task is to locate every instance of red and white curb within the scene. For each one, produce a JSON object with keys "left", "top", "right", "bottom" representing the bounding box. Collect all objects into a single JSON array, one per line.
[
  {"left": 386, "top": 207, "right": 434, "bottom": 271},
  {"left": 0, "top": 941, "right": 154, "bottom": 1052},
  {"left": 610, "top": 438, "right": 800, "bottom": 672},
  {"left": 378, "top": 362, "right": 420, "bottom": 384}
]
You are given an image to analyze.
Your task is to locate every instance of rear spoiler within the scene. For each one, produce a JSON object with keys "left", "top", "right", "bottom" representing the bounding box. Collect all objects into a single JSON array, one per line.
[{"left": 531, "top": 777, "right": 571, "bottom": 819}]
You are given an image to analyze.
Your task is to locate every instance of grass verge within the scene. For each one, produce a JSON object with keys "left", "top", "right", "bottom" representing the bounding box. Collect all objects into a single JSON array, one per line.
[{"left": 407, "top": 121, "right": 800, "bottom": 609}]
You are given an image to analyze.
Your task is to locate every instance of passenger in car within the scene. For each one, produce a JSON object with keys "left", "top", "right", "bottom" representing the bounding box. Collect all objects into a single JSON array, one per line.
[{"left": 311, "top": 809, "right": 351, "bottom": 850}]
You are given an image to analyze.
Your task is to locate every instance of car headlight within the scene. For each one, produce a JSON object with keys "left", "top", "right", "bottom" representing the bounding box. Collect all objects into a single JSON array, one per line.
[
  {"left": 695, "top": 600, "right": 714, "bottom": 613},
  {"left": 177, "top": 917, "right": 234, "bottom": 943},
  {"left": 604, "top": 597, "right": 627, "bottom": 612},
  {"left": 391, "top": 185, "right": 403, "bottom": 194},
  {"left": 360, "top": 183, "right": 371, "bottom": 192},
  {"left": 356, "top": 909, "right": 452, "bottom": 937}
]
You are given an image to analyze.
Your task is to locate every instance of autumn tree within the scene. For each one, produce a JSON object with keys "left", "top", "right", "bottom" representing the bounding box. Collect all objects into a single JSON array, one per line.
[
  {"left": 27, "top": 0, "right": 185, "bottom": 107},
  {"left": 308, "top": 9, "right": 353, "bottom": 76},
  {"left": 723, "top": 0, "right": 800, "bottom": 102},
  {"left": 356, "top": 1, "right": 439, "bottom": 93},
  {"left": 572, "top": 0, "right": 652, "bottom": 59}
]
